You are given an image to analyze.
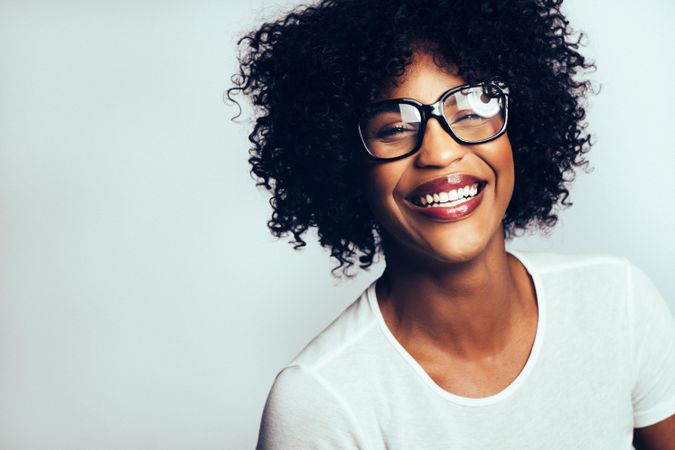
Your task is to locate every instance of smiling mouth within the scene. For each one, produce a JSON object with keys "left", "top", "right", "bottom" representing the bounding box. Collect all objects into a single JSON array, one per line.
[{"left": 409, "top": 181, "right": 487, "bottom": 208}]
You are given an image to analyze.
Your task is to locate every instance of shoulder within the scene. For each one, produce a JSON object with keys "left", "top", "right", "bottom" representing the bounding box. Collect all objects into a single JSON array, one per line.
[
  {"left": 510, "top": 249, "right": 636, "bottom": 295},
  {"left": 257, "top": 283, "right": 378, "bottom": 450},
  {"left": 262, "top": 364, "right": 340, "bottom": 418},
  {"left": 510, "top": 250, "right": 644, "bottom": 322},
  {"left": 284, "top": 282, "right": 378, "bottom": 370},
  {"left": 509, "top": 249, "right": 631, "bottom": 276},
  {"left": 511, "top": 250, "right": 666, "bottom": 302},
  {"left": 257, "top": 365, "right": 366, "bottom": 449}
]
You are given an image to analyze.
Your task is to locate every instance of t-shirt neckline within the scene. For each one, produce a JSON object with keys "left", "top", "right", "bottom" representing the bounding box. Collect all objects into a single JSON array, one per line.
[{"left": 365, "top": 249, "right": 546, "bottom": 407}]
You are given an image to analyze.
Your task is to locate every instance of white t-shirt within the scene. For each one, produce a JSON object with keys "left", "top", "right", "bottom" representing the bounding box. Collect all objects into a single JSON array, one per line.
[{"left": 256, "top": 251, "right": 675, "bottom": 449}]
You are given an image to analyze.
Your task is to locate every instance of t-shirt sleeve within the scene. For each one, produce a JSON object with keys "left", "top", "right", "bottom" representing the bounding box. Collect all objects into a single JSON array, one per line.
[
  {"left": 627, "top": 261, "right": 675, "bottom": 428},
  {"left": 256, "top": 364, "right": 366, "bottom": 450}
]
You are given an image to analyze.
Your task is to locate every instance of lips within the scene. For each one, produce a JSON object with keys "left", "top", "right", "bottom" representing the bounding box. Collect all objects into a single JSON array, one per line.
[
  {"left": 405, "top": 174, "right": 486, "bottom": 200},
  {"left": 404, "top": 173, "right": 488, "bottom": 222}
]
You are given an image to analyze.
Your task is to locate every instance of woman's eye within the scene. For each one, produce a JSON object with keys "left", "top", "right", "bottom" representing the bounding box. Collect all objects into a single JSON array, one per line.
[
  {"left": 453, "top": 113, "right": 483, "bottom": 123},
  {"left": 375, "top": 125, "right": 415, "bottom": 139}
]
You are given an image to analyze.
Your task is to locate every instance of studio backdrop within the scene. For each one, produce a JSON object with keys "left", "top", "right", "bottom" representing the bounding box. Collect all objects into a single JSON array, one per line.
[{"left": 0, "top": 0, "right": 673, "bottom": 449}]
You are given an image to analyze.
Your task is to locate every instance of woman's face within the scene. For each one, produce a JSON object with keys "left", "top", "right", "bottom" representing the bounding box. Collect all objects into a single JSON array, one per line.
[{"left": 359, "top": 51, "right": 515, "bottom": 265}]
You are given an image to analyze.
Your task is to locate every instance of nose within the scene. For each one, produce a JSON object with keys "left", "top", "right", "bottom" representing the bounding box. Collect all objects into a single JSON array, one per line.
[{"left": 413, "top": 117, "right": 467, "bottom": 168}]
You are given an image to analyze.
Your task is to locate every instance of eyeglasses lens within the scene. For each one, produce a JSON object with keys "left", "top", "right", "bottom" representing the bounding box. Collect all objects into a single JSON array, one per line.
[
  {"left": 359, "top": 85, "right": 506, "bottom": 159},
  {"left": 445, "top": 87, "right": 505, "bottom": 142},
  {"left": 359, "top": 103, "right": 422, "bottom": 159}
]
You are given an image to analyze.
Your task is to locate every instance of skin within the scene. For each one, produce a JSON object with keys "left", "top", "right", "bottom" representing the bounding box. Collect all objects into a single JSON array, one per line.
[
  {"left": 358, "top": 48, "right": 675, "bottom": 446},
  {"left": 634, "top": 417, "right": 675, "bottom": 450},
  {"left": 359, "top": 49, "right": 538, "bottom": 397}
]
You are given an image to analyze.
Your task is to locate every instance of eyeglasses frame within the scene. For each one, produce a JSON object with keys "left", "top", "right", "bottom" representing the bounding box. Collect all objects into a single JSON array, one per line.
[{"left": 357, "top": 81, "right": 510, "bottom": 162}]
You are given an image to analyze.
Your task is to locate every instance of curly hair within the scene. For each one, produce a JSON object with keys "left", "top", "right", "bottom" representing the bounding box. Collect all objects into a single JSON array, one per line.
[{"left": 228, "top": 0, "right": 595, "bottom": 277}]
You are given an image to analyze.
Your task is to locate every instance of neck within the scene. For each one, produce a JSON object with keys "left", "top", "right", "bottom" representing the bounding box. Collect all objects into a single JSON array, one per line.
[{"left": 376, "top": 229, "right": 533, "bottom": 359}]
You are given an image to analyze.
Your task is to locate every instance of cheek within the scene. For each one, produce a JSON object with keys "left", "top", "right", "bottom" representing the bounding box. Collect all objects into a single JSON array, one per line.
[
  {"left": 361, "top": 162, "right": 406, "bottom": 220},
  {"left": 489, "top": 135, "right": 515, "bottom": 204}
]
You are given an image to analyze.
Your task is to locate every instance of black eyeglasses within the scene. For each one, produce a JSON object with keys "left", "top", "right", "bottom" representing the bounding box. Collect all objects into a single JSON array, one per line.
[{"left": 357, "top": 82, "right": 509, "bottom": 161}]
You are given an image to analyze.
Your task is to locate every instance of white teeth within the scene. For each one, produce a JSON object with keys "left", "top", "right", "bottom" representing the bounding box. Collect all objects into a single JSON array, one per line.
[
  {"left": 415, "top": 183, "right": 482, "bottom": 207},
  {"left": 430, "top": 197, "right": 469, "bottom": 207}
]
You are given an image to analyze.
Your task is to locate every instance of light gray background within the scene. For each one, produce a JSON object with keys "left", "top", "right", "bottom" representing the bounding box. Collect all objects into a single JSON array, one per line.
[{"left": 0, "top": 0, "right": 673, "bottom": 449}]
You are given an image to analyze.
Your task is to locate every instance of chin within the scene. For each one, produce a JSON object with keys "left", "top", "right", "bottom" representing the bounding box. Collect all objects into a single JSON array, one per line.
[
  {"left": 429, "top": 238, "right": 486, "bottom": 264},
  {"left": 422, "top": 219, "right": 509, "bottom": 265},
  {"left": 390, "top": 230, "right": 487, "bottom": 266},
  {"left": 380, "top": 216, "right": 505, "bottom": 266}
]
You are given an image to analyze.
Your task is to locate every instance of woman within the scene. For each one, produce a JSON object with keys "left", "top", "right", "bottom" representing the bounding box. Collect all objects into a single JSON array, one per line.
[{"left": 229, "top": 0, "right": 675, "bottom": 448}]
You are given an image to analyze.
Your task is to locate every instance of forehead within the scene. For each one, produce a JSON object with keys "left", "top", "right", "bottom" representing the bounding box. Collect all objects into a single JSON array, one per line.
[{"left": 374, "top": 51, "right": 466, "bottom": 104}]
